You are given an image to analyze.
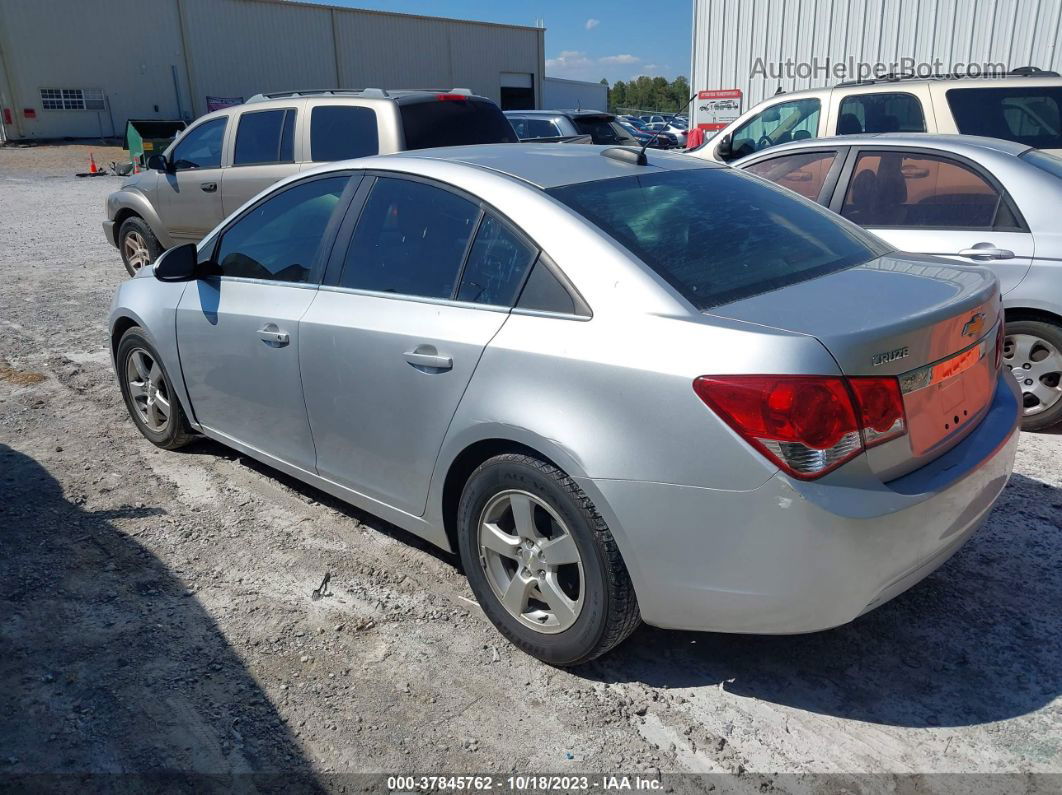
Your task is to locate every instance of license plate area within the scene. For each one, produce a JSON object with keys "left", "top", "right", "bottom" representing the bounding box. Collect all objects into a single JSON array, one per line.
[{"left": 899, "top": 336, "right": 995, "bottom": 456}]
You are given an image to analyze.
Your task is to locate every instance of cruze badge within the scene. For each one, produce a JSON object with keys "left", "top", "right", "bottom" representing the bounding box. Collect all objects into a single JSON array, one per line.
[
  {"left": 872, "top": 347, "right": 909, "bottom": 367},
  {"left": 962, "top": 312, "right": 986, "bottom": 339}
]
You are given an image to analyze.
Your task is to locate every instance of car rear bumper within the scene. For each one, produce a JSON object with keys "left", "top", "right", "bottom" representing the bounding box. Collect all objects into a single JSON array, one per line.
[
  {"left": 581, "top": 373, "right": 1021, "bottom": 634},
  {"left": 102, "top": 219, "right": 116, "bottom": 248}
]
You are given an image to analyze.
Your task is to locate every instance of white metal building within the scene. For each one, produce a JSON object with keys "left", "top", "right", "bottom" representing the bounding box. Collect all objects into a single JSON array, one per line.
[
  {"left": 0, "top": 0, "right": 545, "bottom": 140},
  {"left": 542, "top": 77, "right": 609, "bottom": 112},
  {"left": 690, "top": 0, "right": 1062, "bottom": 121}
]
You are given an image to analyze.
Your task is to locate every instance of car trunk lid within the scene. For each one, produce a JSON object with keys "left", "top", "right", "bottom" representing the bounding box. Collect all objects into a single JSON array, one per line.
[{"left": 709, "top": 254, "right": 1003, "bottom": 478}]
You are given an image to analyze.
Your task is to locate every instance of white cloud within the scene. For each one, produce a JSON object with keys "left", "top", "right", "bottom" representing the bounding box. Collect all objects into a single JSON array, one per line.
[
  {"left": 599, "top": 54, "right": 640, "bottom": 65},
  {"left": 585, "top": 18, "right": 600, "bottom": 30},
  {"left": 545, "top": 50, "right": 594, "bottom": 76}
]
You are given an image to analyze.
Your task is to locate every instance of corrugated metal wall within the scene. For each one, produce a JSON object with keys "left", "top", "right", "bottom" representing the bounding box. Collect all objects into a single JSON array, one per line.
[
  {"left": 542, "top": 77, "right": 609, "bottom": 111},
  {"left": 691, "top": 0, "right": 1062, "bottom": 110},
  {"left": 0, "top": 0, "right": 544, "bottom": 139}
]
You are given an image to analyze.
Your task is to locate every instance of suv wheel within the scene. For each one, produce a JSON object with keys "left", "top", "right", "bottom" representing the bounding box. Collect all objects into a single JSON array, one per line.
[
  {"left": 116, "top": 327, "right": 196, "bottom": 449},
  {"left": 1003, "top": 319, "right": 1062, "bottom": 431},
  {"left": 118, "top": 216, "right": 162, "bottom": 277},
  {"left": 457, "top": 453, "right": 640, "bottom": 665}
]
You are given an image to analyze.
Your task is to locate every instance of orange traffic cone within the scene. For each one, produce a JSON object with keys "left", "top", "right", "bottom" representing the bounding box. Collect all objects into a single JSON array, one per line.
[{"left": 89, "top": 152, "right": 98, "bottom": 174}]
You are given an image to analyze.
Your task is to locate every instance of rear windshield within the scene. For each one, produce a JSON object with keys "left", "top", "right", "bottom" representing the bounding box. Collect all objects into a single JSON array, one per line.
[
  {"left": 1021, "top": 148, "right": 1062, "bottom": 179},
  {"left": 572, "top": 117, "right": 638, "bottom": 145},
  {"left": 547, "top": 168, "right": 886, "bottom": 309},
  {"left": 947, "top": 86, "right": 1062, "bottom": 149},
  {"left": 399, "top": 98, "right": 518, "bottom": 150}
]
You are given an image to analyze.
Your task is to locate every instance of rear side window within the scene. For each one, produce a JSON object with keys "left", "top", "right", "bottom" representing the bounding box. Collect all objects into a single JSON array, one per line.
[
  {"left": 215, "top": 176, "right": 348, "bottom": 283},
  {"left": 743, "top": 151, "right": 838, "bottom": 201},
  {"left": 340, "top": 177, "right": 479, "bottom": 298},
  {"left": 837, "top": 93, "right": 926, "bottom": 134},
  {"left": 399, "top": 98, "right": 518, "bottom": 150},
  {"left": 234, "top": 108, "right": 295, "bottom": 165},
  {"left": 547, "top": 168, "right": 884, "bottom": 310},
  {"left": 840, "top": 152, "right": 1012, "bottom": 229},
  {"left": 947, "top": 87, "right": 1062, "bottom": 149},
  {"left": 456, "top": 214, "right": 537, "bottom": 305},
  {"left": 311, "top": 105, "right": 379, "bottom": 162}
]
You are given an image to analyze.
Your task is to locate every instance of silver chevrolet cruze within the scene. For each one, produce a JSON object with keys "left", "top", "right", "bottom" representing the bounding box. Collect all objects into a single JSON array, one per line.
[{"left": 109, "top": 144, "right": 1021, "bottom": 665}]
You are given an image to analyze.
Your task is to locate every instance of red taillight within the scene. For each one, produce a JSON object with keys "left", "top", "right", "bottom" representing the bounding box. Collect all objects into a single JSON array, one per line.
[
  {"left": 436, "top": 93, "right": 469, "bottom": 101},
  {"left": 693, "top": 374, "right": 907, "bottom": 480},
  {"left": 995, "top": 321, "right": 1005, "bottom": 370}
]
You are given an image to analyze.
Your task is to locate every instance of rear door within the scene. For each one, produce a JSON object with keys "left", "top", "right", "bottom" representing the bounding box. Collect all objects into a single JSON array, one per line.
[
  {"left": 300, "top": 174, "right": 538, "bottom": 516},
  {"left": 176, "top": 173, "right": 356, "bottom": 471},
  {"left": 220, "top": 106, "right": 301, "bottom": 216},
  {"left": 829, "top": 147, "right": 1035, "bottom": 294},
  {"left": 158, "top": 116, "right": 228, "bottom": 243}
]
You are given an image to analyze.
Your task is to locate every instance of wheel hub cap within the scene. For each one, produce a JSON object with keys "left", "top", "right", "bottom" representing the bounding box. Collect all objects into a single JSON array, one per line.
[{"left": 1003, "top": 333, "right": 1062, "bottom": 417}]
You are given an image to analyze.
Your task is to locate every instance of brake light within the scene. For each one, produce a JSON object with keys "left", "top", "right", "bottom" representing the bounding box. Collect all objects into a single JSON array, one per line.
[
  {"left": 436, "top": 93, "right": 469, "bottom": 101},
  {"left": 995, "top": 320, "right": 1005, "bottom": 370},
  {"left": 692, "top": 375, "right": 907, "bottom": 479}
]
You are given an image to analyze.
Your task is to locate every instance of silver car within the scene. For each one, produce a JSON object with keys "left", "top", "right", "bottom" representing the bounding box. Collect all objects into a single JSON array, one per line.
[
  {"left": 734, "top": 134, "right": 1062, "bottom": 429},
  {"left": 109, "top": 144, "right": 1020, "bottom": 665}
]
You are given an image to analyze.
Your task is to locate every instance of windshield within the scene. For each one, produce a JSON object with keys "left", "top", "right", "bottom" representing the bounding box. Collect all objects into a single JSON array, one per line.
[
  {"left": 547, "top": 168, "right": 887, "bottom": 309},
  {"left": 572, "top": 117, "right": 637, "bottom": 145},
  {"left": 947, "top": 87, "right": 1062, "bottom": 149},
  {"left": 399, "top": 98, "right": 518, "bottom": 150},
  {"left": 1020, "top": 148, "right": 1062, "bottom": 179}
]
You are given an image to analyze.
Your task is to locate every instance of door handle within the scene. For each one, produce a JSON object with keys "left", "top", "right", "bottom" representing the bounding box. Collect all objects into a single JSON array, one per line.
[
  {"left": 257, "top": 326, "right": 289, "bottom": 346},
  {"left": 404, "top": 348, "right": 452, "bottom": 371},
  {"left": 200, "top": 181, "right": 218, "bottom": 193},
  {"left": 958, "top": 244, "right": 1015, "bottom": 260}
]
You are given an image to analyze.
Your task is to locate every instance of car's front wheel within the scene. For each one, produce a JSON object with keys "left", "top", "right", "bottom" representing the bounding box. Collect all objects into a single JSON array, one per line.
[
  {"left": 116, "top": 327, "right": 196, "bottom": 449},
  {"left": 118, "top": 216, "right": 162, "bottom": 277},
  {"left": 457, "top": 453, "right": 640, "bottom": 665},
  {"left": 1003, "top": 319, "right": 1062, "bottom": 431}
]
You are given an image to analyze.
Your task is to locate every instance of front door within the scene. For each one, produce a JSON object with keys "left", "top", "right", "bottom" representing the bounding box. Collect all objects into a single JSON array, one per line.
[
  {"left": 834, "top": 148, "right": 1035, "bottom": 294},
  {"left": 176, "top": 173, "right": 353, "bottom": 471},
  {"left": 158, "top": 116, "right": 228, "bottom": 244},
  {"left": 300, "top": 176, "right": 538, "bottom": 516}
]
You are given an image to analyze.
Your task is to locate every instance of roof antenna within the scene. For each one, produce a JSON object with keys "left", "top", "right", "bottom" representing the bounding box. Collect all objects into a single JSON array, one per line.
[{"left": 604, "top": 93, "right": 698, "bottom": 167}]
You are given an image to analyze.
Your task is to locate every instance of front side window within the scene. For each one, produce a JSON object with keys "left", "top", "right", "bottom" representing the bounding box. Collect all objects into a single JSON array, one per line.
[
  {"left": 339, "top": 178, "right": 479, "bottom": 298},
  {"left": 214, "top": 176, "right": 349, "bottom": 283},
  {"left": 234, "top": 108, "right": 295, "bottom": 165},
  {"left": 548, "top": 168, "right": 884, "bottom": 309},
  {"left": 171, "top": 117, "right": 227, "bottom": 170},
  {"left": 948, "top": 87, "right": 1062, "bottom": 149},
  {"left": 311, "top": 105, "right": 379, "bottom": 162},
  {"left": 743, "top": 151, "right": 838, "bottom": 202},
  {"left": 727, "top": 98, "right": 820, "bottom": 160},
  {"left": 840, "top": 152, "right": 1010, "bottom": 229},
  {"left": 837, "top": 93, "right": 926, "bottom": 134},
  {"left": 456, "top": 214, "right": 537, "bottom": 305}
]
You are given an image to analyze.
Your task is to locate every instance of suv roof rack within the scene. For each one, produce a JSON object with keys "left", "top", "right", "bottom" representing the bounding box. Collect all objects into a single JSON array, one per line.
[
  {"left": 245, "top": 87, "right": 476, "bottom": 104},
  {"left": 836, "top": 65, "right": 1059, "bottom": 87}
]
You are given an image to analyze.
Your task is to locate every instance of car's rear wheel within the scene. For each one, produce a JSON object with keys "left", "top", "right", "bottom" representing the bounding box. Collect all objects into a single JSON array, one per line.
[
  {"left": 457, "top": 453, "right": 640, "bottom": 665},
  {"left": 1003, "top": 319, "right": 1062, "bottom": 431},
  {"left": 118, "top": 216, "right": 162, "bottom": 277},
  {"left": 116, "top": 327, "right": 196, "bottom": 449}
]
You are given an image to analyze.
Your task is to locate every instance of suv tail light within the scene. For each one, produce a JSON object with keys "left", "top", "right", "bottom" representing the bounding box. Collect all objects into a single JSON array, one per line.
[{"left": 693, "top": 375, "right": 907, "bottom": 479}]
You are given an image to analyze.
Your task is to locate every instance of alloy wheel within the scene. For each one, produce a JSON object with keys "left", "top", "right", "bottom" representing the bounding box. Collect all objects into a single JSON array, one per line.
[
  {"left": 477, "top": 490, "right": 584, "bottom": 634},
  {"left": 1003, "top": 333, "right": 1062, "bottom": 416},
  {"left": 125, "top": 348, "right": 171, "bottom": 432},
  {"left": 122, "top": 230, "right": 151, "bottom": 271}
]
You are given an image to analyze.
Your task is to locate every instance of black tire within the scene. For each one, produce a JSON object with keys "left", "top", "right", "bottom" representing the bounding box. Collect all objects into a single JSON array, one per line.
[
  {"left": 116, "top": 327, "right": 196, "bottom": 450},
  {"left": 1003, "top": 319, "right": 1062, "bottom": 432},
  {"left": 117, "top": 216, "right": 163, "bottom": 277},
  {"left": 457, "top": 453, "right": 640, "bottom": 666}
]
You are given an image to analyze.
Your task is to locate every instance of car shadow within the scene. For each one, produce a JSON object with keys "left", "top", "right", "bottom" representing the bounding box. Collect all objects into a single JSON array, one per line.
[
  {"left": 0, "top": 443, "right": 321, "bottom": 788},
  {"left": 577, "top": 472, "right": 1061, "bottom": 729}
]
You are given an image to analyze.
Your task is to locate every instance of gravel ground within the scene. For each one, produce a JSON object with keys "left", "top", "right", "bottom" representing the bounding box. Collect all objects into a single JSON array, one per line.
[{"left": 1, "top": 145, "right": 1060, "bottom": 790}]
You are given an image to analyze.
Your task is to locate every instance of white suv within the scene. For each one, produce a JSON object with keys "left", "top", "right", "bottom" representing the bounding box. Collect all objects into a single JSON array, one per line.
[{"left": 691, "top": 69, "right": 1062, "bottom": 164}]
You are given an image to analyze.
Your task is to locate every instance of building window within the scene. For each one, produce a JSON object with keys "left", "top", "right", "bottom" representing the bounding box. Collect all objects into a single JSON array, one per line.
[{"left": 40, "top": 88, "right": 105, "bottom": 111}]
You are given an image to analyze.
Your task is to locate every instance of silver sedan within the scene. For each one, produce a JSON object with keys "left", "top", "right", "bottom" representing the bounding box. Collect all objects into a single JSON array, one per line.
[
  {"left": 734, "top": 133, "right": 1062, "bottom": 430},
  {"left": 109, "top": 144, "right": 1020, "bottom": 664}
]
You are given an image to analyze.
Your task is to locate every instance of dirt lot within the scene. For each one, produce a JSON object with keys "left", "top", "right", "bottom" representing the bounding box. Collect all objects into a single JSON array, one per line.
[{"left": 1, "top": 144, "right": 1060, "bottom": 790}]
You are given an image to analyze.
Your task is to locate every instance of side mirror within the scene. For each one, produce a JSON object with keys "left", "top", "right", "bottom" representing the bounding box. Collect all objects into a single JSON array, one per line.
[
  {"left": 154, "top": 243, "right": 200, "bottom": 282},
  {"left": 146, "top": 153, "right": 171, "bottom": 172},
  {"left": 716, "top": 133, "right": 733, "bottom": 160}
]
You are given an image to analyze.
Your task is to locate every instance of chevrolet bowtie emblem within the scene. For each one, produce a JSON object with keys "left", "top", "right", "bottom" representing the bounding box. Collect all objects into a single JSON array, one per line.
[{"left": 961, "top": 312, "right": 986, "bottom": 339}]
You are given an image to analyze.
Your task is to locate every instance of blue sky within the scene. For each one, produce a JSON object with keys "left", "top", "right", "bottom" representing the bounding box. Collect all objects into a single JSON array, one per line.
[{"left": 330, "top": 1, "right": 693, "bottom": 83}]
